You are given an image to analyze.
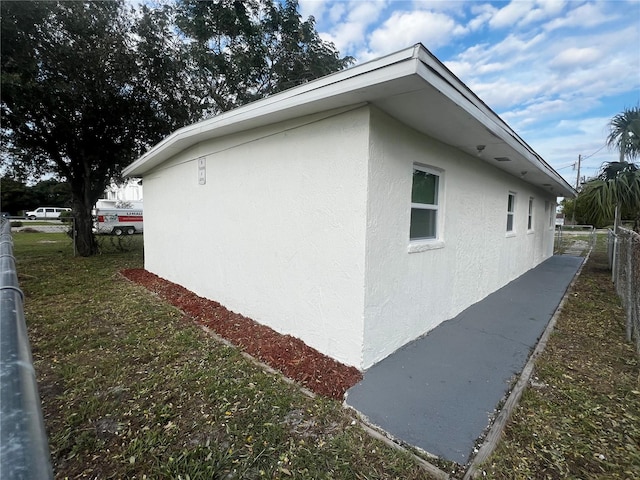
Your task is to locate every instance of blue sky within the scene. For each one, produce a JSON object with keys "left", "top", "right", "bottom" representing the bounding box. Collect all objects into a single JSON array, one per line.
[{"left": 298, "top": 0, "right": 640, "bottom": 188}]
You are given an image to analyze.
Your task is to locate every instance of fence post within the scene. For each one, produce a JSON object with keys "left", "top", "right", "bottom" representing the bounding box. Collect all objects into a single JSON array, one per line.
[
  {"left": 634, "top": 233, "right": 640, "bottom": 352},
  {"left": 625, "top": 231, "right": 633, "bottom": 342},
  {"left": 0, "top": 220, "right": 54, "bottom": 480},
  {"left": 612, "top": 228, "right": 618, "bottom": 283},
  {"left": 611, "top": 227, "right": 640, "bottom": 353}
]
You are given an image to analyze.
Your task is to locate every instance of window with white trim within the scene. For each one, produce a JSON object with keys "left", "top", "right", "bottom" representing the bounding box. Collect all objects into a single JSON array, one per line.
[
  {"left": 507, "top": 192, "right": 516, "bottom": 233},
  {"left": 410, "top": 165, "right": 440, "bottom": 241},
  {"left": 527, "top": 197, "right": 534, "bottom": 231}
]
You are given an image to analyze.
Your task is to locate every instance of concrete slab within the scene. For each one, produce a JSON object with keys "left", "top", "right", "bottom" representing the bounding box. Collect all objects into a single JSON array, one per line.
[{"left": 345, "top": 255, "right": 584, "bottom": 464}]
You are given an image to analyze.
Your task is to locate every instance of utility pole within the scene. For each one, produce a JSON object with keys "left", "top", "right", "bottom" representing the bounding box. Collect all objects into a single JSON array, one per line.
[{"left": 570, "top": 154, "right": 582, "bottom": 225}]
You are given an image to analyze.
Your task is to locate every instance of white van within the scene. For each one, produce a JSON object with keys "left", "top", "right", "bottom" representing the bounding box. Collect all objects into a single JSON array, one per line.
[{"left": 26, "top": 207, "right": 71, "bottom": 220}]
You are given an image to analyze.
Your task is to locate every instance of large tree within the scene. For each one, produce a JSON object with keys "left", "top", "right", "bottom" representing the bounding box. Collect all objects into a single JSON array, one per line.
[
  {"left": 1, "top": 0, "right": 350, "bottom": 255},
  {"left": 175, "top": 0, "right": 353, "bottom": 115},
  {"left": 579, "top": 106, "right": 640, "bottom": 230},
  {"left": 1, "top": 1, "right": 199, "bottom": 255}
]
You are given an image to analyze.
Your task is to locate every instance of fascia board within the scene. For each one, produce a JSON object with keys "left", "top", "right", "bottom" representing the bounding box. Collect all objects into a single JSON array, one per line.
[{"left": 124, "top": 46, "right": 421, "bottom": 177}]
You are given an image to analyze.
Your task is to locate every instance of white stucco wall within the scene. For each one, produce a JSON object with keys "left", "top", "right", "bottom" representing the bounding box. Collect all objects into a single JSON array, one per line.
[
  {"left": 142, "top": 107, "right": 370, "bottom": 367},
  {"left": 362, "top": 108, "right": 556, "bottom": 368},
  {"left": 142, "top": 104, "right": 558, "bottom": 371}
]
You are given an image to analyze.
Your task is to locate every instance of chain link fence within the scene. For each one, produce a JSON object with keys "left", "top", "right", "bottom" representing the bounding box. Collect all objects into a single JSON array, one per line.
[
  {"left": 554, "top": 224, "right": 596, "bottom": 255},
  {"left": 8, "top": 218, "right": 77, "bottom": 255},
  {"left": 0, "top": 219, "right": 54, "bottom": 479},
  {"left": 9, "top": 219, "right": 73, "bottom": 234},
  {"left": 8, "top": 217, "right": 141, "bottom": 255},
  {"left": 608, "top": 227, "right": 640, "bottom": 354}
]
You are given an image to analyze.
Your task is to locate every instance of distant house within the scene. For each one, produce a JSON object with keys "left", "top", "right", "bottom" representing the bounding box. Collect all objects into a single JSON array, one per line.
[
  {"left": 124, "top": 44, "right": 575, "bottom": 370},
  {"left": 103, "top": 178, "right": 143, "bottom": 203},
  {"left": 95, "top": 178, "right": 143, "bottom": 210}
]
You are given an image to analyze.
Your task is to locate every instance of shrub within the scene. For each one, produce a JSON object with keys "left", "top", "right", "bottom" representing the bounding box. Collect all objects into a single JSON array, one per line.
[{"left": 59, "top": 211, "right": 73, "bottom": 223}]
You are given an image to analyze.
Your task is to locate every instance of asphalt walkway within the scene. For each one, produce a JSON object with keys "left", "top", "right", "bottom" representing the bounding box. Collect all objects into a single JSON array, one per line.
[{"left": 345, "top": 254, "right": 584, "bottom": 464}]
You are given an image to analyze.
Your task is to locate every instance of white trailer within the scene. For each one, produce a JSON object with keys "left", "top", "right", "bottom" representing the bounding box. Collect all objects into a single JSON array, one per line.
[{"left": 94, "top": 208, "right": 143, "bottom": 235}]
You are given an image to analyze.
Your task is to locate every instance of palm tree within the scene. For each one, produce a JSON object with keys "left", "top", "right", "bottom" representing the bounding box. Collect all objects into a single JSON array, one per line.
[
  {"left": 607, "top": 106, "right": 640, "bottom": 162},
  {"left": 580, "top": 106, "right": 640, "bottom": 231}
]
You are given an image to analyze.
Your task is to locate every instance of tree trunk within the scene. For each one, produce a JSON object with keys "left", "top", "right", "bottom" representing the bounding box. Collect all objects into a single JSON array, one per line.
[
  {"left": 74, "top": 205, "right": 97, "bottom": 256},
  {"left": 70, "top": 179, "right": 98, "bottom": 257}
]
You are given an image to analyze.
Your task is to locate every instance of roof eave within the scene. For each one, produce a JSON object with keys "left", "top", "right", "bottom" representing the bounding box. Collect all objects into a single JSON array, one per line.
[
  {"left": 124, "top": 43, "right": 575, "bottom": 198},
  {"left": 123, "top": 45, "right": 421, "bottom": 177}
]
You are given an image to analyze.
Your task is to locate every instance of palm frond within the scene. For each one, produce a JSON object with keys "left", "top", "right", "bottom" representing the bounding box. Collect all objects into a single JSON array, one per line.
[{"left": 607, "top": 105, "right": 640, "bottom": 161}]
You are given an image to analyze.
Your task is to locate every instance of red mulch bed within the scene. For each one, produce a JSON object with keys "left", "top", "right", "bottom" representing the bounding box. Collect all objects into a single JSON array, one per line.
[{"left": 120, "top": 269, "right": 362, "bottom": 400}]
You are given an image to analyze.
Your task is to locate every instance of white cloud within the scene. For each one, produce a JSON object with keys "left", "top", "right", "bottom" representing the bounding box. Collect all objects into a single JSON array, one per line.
[
  {"left": 410, "top": 0, "right": 468, "bottom": 15},
  {"left": 367, "top": 10, "right": 467, "bottom": 57},
  {"left": 488, "top": 1, "right": 532, "bottom": 29},
  {"left": 550, "top": 47, "right": 603, "bottom": 70},
  {"left": 523, "top": 116, "right": 617, "bottom": 181},
  {"left": 298, "top": 0, "right": 328, "bottom": 22},
  {"left": 469, "top": 78, "right": 546, "bottom": 110},
  {"left": 544, "top": 1, "right": 618, "bottom": 31},
  {"left": 444, "top": 60, "right": 472, "bottom": 78},
  {"left": 490, "top": 32, "right": 547, "bottom": 58},
  {"left": 488, "top": 0, "right": 569, "bottom": 29},
  {"left": 468, "top": 3, "right": 497, "bottom": 31},
  {"left": 446, "top": 59, "right": 507, "bottom": 79},
  {"left": 447, "top": 8, "right": 639, "bottom": 128},
  {"left": 316, "top": 1, "right": 389, "bottom": 57},
  {"left": 347, "top": 0, "right": 387, "bottom": 24},
  {"left": 501, "top": 98, "right": 597, "bottom": 132},
  {"left": 328, "top": 2, "right": 347, "bottom": 23},
  {"left": 452, "top": 32, "right": 547, "bottom": 75},
  {"left": 324, "top": 21, "right": 368, "bottom": 54},
  {"left": 519, "top": 0, "right": 567, "bottom": 26},
  {"left": 302, "top": 0, "right": 639, "bottom": 184}
]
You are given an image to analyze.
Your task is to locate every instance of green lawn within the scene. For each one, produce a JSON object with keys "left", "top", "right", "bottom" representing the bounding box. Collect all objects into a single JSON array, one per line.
[
  {"left": 13, "top": 231, "right": 639, "bottom": 479},
  {"left": 15, "top": 232, "right": 433, "bottom": 479}
]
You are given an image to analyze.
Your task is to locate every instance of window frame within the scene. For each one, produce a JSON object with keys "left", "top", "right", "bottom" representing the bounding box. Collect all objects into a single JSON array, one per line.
[
  {"left": 527, "top": 197, "right": 534, "bottom": 232},
  {"left": 409, "top": 163, "right": 444, "bottom": 251},
  {"left": 506, "top": 192, "right": 516, "bottom": 235}
]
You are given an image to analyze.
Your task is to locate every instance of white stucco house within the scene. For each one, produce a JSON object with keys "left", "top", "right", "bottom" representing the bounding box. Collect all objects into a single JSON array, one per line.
[
  {"left": 104, "top": 178, "right": 143, "bottom": 202},
  {"left": 124, "top": 44, "right": 575, "bottom": 370},
  {"left": 96, "top": 178, "right": 143, "bottom": 209}
]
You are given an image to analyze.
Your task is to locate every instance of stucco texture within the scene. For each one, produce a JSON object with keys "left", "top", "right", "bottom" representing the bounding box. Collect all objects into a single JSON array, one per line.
[
  {"left": 143, "top": 107, "right": 371, "bottom": 367},
  {"left": 141, "top": 105, "right": 557, "bottom": 370},
  {"left": 361, "top": 108, "right": 556, "bottom": 368}
]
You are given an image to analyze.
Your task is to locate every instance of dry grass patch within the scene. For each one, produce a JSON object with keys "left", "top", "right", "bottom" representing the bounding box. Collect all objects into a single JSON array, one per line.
[
  {"left": 483, "top": 236, "right": 640, "bottom": 479},
  {"left": 16, "top": 233, "right": 433, "bottom": 479}
]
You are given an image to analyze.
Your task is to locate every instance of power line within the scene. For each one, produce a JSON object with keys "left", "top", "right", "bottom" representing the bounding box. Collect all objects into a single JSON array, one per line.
[
  {"left": 555, "top": 163, "right": 576, "bottom": 171},
  {"left": 582, "top": 143, "right": 607, "bottom": 160}
]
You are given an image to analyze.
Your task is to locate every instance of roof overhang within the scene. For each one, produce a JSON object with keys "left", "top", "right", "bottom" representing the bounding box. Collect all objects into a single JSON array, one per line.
[{"left": 124, "top": 44, "right": 575, "bottom": 198}]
